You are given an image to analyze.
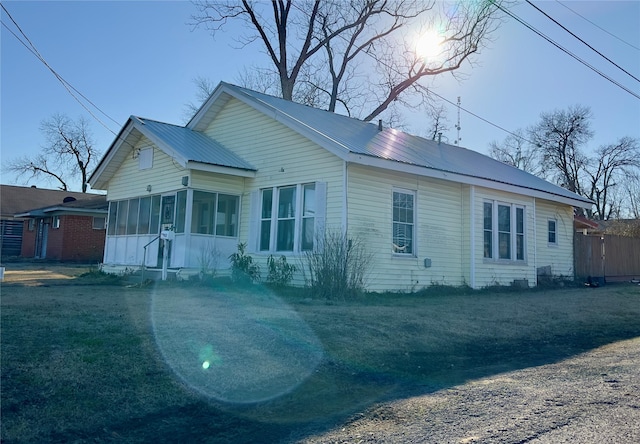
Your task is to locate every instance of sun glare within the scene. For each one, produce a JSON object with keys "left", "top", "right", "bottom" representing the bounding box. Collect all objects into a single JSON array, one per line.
[{"left": 416, "top": 30, "right": 444, "bottom": 60}]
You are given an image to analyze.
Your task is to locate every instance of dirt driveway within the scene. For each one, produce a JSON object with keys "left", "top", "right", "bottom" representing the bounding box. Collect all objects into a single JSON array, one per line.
[{"left": 301, "top": 337, "right": 640, "bottom": 443}]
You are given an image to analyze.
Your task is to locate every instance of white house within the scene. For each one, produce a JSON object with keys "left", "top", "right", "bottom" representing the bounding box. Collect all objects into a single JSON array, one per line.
[{"left": 88, "top": 82, "right": 592, "bottom": 291}]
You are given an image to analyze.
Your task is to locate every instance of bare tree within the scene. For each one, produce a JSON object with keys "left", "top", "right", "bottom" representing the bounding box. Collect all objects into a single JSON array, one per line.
[
  {"left": 183, "top": 75, "right": 217, "bottom": 122},
  {"left": 528, "top": 105, "right": 593, "bottom": 195},
  {"left": 424, "top": 103, "right": 449, "bottom": 141},
  {"left": 4, "top": 114, "right": 99, "bottom": 192},
  {"left": 489, "top": 129, "right": 547, "bottom": 177},
  {"left": 190, "top": 0, "right": 504, "bottom": 122},
  {"left": 584, "top": 137, "right": 640, "bottom": 220},
  {"left": 624, "top": 172, "right": 640, "bottom": 219}
]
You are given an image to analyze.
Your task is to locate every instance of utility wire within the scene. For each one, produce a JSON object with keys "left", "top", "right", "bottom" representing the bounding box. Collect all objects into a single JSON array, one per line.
[
  {"left": 555, "top": 0, "right": 640, "bottom": 52},
  {"left": 1, "top": 3, "right": 120, "bottom": 134},
  {"left": 526, "top": 0, "right": 639, "bottom": 84},
  {"left": 494, "top": 3, "right": 640, "bottom": 100}
]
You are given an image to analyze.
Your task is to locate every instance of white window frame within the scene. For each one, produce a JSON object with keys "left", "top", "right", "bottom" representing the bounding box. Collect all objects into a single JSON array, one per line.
[
  {"left": 259, "top": 183, "right": 316, "bottom": 254},
  {"left": 52, "top": 215, "right": 61, "bottom": 229},
  {"left": 548, "top": 218, "right": 558, "bottom": 246},
  {"left": 483, "top": 200, "right": 526, "bottom": 263},
  {"left": 392, "top": 188, "right": 416, "bottom": 256}
]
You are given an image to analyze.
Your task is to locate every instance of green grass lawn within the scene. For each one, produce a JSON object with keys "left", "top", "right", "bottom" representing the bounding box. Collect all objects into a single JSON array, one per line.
[{"left": 1, "top": 275, "right": 639, "bottom": 443}]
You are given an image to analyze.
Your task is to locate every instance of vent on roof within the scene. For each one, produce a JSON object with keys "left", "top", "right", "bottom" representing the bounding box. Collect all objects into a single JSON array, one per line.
[{"left": 63, "top": 196, "right": 77, "bottom": 203}]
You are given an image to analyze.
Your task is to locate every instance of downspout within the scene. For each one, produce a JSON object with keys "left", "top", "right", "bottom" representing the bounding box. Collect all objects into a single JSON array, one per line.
[
  {"left": 533, "top": 197, "right": 537, "bottom": 286},
  {"left": 470, "top": 185, "right": 476, "bottom": 289}
]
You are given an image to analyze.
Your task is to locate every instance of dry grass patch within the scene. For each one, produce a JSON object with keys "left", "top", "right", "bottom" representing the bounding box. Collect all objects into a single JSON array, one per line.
[{"left": 1, "top": 272, "right": 639, "bottom": 443}]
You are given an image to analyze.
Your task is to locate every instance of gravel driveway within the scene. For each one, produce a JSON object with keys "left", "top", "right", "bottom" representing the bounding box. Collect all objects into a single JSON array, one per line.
[{"left": 301, "top": 337, "right": 640, "bottom": 444}]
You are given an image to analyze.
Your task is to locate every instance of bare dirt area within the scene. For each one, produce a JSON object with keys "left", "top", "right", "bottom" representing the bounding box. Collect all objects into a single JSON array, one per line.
[{"left": 1, "top": 263, "right": 639, "bottom": 443}]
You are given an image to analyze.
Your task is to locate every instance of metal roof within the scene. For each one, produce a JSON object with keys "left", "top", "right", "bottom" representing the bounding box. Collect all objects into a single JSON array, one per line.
[
  {"left": 135, "top": 117, "right": 256, "bottom": 171},
  {"left": 219, "top": 83, "right": 592, "bottom": 206}
]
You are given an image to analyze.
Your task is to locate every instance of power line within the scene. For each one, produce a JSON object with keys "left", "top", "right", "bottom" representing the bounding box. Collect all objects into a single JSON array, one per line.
[
  {"left": 494, "top": 3, "right": 640, "bottom": 100},
  {"left": 526, "top": 0, "right": 639, "bottom": 84},
  {"left": 1, "top": 3, "right": 120, "bottom": 134},
  {"left": 555, "top": 0, "right": 640, "bottom": 52}
]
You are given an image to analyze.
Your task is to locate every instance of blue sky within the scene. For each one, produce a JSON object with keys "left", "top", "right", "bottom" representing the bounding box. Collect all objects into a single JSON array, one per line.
[{"left": 1, "top": 1, "right": 639, "bottom": 192}]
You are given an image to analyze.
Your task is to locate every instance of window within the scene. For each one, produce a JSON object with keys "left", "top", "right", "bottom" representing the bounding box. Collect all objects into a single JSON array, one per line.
[
  {"left": 498, "top": 204, "right": 511, "bottom": 259},
  {"left": 175, "top": 191, "right": 187, "bottom": 233},
  {"left": 301, "top": 184, "right": 315, "bottom": 251},
  {"left": 28, "top": 219, "right": 35, "bottom": 231},
  {"left": 150, "top": 196, "right": 161, "bottom": 234},
  {"left": 259, "top": 183, "right": 317, "bottom": 252},
  {"left": 483, "top": 202, "right": 493, "bottom": 258},
  {"left": 548, "top": 219, "right": 557, "bottom": 245},
  {"left": 127, "top": 198, "right": 139, "bottom": 235},
  {"left": 191, "top": 191, "right": 239, "bottom": 237},
  {"left": 392, "top": 190, "right": 415, "bottom": 255},
  {"left": 138, "top": 197, "right": 151, "bottom": 234},
  {"left": 216, "top": 194, "right": 239, "bottom": 237},
  {"left": 107, "top": 202, "right": 117, "bottom": 235},
  {"left": 483, "top": 200, "right": 526, "bottom": 262},
  {"left": 52, "top": 216, "right": 60, "bottom": 229},
  {"left": 93, "top": 217, "right": 106, "bottom": 230},
  {"left": 116, "top": 200, "right": 128, "bottom": 235}
]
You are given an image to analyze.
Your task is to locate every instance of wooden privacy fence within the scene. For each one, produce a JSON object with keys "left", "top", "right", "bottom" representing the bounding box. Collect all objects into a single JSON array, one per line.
[{"left": 574, "top": 234, "right": 640, "bottom": 282}]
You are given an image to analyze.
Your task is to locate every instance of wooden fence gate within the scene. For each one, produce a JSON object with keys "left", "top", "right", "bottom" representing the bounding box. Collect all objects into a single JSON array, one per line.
[{"left": 574, "top": 234, "right": 640, "bottom": 282}]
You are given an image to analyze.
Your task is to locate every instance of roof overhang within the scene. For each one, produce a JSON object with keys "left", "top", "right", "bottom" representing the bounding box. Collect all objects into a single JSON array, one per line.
[
  {"left": 348, "top": 153, "right": 594, "bottom": 209},
  {"left": 186, "top": 161, "right": 256, "bottom": 178}
]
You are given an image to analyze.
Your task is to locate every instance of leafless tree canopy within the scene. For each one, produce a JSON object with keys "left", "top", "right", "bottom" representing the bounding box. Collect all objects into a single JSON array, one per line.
[
  {"left": 489, "top": 128, "right": 547, "bottom": 178},
  {"left": 489, "top": 105, "right": 640, "bottom": 220},
  {"left": 4, "top": 114, "right": 99, "bottom": 192},
  {"left": 190, "top": 0, "right": 504, "bottom": 123}
]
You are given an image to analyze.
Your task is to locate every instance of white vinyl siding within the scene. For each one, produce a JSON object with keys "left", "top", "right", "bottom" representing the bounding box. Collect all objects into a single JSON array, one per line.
[
  {"left": 348, "top": 164, "right": 464, "bottom": 292},
  {"left": 107, "top": 142, "right": 186, "bottom": 201},
  {"left": 535, "top": 201, "right": 574, "bottom": 278},
  {"left": 203, "top": 98, "right": 343, "bottom": 271}
]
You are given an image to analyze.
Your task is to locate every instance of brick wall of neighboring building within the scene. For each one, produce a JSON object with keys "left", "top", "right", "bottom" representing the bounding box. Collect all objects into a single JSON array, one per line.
[
  {"left": 60, "top": 215, "right": 105, "bottom": 262},
  {"left": 21, "top": 220, "right": 37, "bottom": 257},
  {"left": 20, "top": 216, "right": 105, "bottom": 262}
]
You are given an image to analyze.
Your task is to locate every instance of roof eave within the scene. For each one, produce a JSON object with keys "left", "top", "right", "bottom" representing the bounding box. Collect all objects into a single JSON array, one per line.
[
  {"left": 186, "top": 161, "right": 257, "bottom": 178},
  {"left": 349, "top": 153, "right": 594, "bottom": 209}
]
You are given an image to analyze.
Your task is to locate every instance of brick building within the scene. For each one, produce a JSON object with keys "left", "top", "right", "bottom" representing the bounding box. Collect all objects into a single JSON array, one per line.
[{"left": 17, "top": 195, "right": 108, "bottom": 262}]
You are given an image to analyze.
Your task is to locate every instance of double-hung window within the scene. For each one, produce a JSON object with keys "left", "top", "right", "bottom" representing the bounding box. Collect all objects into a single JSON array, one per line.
[
  {"left": 258, "top": 183, "right": 318, "bottom": 253},
  {"left": 392, "top": 189, "right": 415, "bottom": 255},
  {"left": 483, "top": 201, "right": 525, "bottom": 261}
]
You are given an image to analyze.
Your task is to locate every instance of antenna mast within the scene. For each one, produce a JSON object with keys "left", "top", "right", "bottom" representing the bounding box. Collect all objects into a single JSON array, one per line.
[{"left": 455, "top": 96, "right": 461, "bottom": 145}]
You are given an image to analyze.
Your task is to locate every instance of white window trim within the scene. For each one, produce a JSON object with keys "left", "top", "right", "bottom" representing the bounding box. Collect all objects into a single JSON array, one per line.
[
  {"left": 483, "top": 200, "right": 526, "bottom": 263},
  {"left": 255, "top": 182, "right": 325, "bottom": 255},
  {"left": 92, "top": 216, "right": 106, "bottom": 230},
  {"left": 52, "top": 215, "right": 60, "bottom": 229},
  {"left": 392, "top": 188, "right": 417, "bottom": 257}
]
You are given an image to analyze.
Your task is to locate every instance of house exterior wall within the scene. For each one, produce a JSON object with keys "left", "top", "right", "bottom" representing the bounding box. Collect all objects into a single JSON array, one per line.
[
  {"left": 107, "top": 140, "right": 187, "bottom": 201},
  {"left": 534, "top": 199, "right": 575, "bottom": 278},
  {"left": 347, "top": 164, "right": 465, "bottom": 292},
  {"left": 203, "top": 98, "right": 346, "bottom": 274}
]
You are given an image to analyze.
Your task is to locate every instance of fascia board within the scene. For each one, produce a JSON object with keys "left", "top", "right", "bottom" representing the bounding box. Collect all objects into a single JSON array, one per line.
[
  {"left": 349, "top": 153, "right": 593, "bottom": 209},
  {"left": 186, "top": 161, "right": 257, "bottom": 178}
]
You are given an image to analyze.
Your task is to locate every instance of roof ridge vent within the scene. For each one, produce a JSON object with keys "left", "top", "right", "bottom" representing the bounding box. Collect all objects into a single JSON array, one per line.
[{"left": 378, "top": 119, "right": 383, "bottom": 131}]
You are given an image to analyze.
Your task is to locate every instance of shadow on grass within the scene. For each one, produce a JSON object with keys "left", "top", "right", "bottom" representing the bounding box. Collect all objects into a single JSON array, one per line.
[{"left": 1, "top": 279, "right": 639, "bottom": 443}]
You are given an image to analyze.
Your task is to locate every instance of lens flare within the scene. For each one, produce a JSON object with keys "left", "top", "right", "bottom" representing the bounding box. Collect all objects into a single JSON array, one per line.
[{"left": 151, "top": 285, "right": 323, "bottom": 404}]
